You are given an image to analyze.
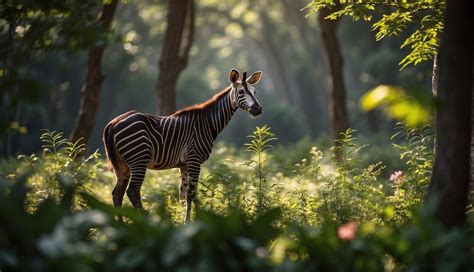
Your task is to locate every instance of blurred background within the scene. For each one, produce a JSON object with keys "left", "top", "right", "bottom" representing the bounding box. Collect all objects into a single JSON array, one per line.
[{"left": 0, "top": 0, "right": 432, "bottom": 156}]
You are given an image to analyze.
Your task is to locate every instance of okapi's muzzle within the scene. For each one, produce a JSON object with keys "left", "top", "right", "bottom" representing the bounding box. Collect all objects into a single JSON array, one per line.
[{"left": 249, "top": 104, "right": 262, "bottom": 117}]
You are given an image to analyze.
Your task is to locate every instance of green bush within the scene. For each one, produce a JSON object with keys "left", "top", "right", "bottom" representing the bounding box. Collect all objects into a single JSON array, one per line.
[
  {"left": 1, "top": 177, "right": 472, "bottom": 272},
  {"left": 0, "top": 125, "right": 472, "bottom": 271},
  {"left": 388, "top": 123, "right": 434, "bottom": 223}
]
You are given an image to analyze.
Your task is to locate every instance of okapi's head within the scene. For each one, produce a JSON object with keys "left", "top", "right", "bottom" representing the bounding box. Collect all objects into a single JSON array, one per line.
[{"left": 229, "top": 69, "right": 263, "bottom": 117}]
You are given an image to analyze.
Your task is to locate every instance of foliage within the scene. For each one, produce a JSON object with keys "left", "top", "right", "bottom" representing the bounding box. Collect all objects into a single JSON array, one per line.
[
  {"left": 305, "top": 0, "right": 445, "bottom": 69},
  {"left": 1, "top": 125, "right": 471, "bottom": 271},
  {"left": 0, "top": 175, "right": 282, "bottom": 271},
  {"left": 0, "top": 125, "right": 438, "bottom": 224},
  {"left": 3, "top": 130, "right": 101, "bottom": 210},
  {"left": 274, "top": 210, "right": 473, "bottom": 271},
  {"left": 244, "top": 125, "right": 277, "bottom": 214},
  {"left": 0, "top": 175, "right": 472, "bottom": 271},
  {"left": 360, "top": 85, "right": 432, "bottom": 126},
  {"left": 310, "top": 129, "right": 387, "bottom": 225},
  {"left": 388, "top": 123, "right": 433, "bottom": 223}
]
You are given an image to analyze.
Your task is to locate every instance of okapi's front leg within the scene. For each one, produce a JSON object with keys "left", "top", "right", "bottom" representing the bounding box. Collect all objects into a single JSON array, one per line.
[
  {"left": 185, "top": 160, "right": 201, "bottom": 224},
  {"left": 179, "top": 166, "right": 188, "bottom": 205}
]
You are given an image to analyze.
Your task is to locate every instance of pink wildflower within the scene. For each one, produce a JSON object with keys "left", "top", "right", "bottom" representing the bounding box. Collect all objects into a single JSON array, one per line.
[
  {"left": 389, "top": 171, "right": 403, "bottom": 182},
  {"left": 337, "top": 222, "right": 356, "bottom": 241}
]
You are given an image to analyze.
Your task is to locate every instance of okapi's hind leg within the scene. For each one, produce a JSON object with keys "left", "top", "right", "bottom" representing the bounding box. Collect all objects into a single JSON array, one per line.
[
  {"left": 126, "top": 163, "right": 148, "bottom": 210},
  {"left": 112, "top": 167, "right": 130, "bottom": 223},
  {"left": 112, "top": 169, "right": 130, "bottom": 208}
]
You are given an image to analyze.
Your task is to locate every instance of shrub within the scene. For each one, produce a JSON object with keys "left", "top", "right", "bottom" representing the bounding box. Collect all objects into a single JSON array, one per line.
[
  {"left": 1, "top": 177, "right": 472, "bottom": 272},
  {"left": 1, "top": 125, "right": 471, "bottom": 271},
  {"left": 388, "top": 123, "right": 434, "bottom": 223}
]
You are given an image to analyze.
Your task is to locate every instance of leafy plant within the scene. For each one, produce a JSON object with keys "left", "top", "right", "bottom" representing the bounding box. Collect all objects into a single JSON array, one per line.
[
  {"left": 305, "top": 0, "right": 445, "bottom": 69},
  {"left": 5, "top": 130, "right": 102, "bottom": 211},
  {"left": 244, "top": 125, "right": 277, "bottom": 214},
  {"left": 312, "top": 129, "right": 387, "bottom": 225},
  {"left": 1, "top": 127, "right": 473, "bottom": 271},
  {"left": 388, "top": 123, "right": 434, "bottom": 223}
]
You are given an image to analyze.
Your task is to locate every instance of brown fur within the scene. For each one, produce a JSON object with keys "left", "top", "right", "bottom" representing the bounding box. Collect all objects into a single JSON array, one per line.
[{"left": 172, "top": 87, "right": 232, "bottom": 115}]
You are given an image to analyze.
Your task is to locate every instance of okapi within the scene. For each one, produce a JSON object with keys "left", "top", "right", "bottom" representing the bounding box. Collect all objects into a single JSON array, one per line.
[{"left": 103, "top": 69, "right": 263, "bottom": 223}]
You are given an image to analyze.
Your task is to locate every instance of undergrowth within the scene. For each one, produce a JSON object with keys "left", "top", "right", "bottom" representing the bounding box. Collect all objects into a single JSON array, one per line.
[{"left": 0, "top": 124, "right": 472, "bottom": 271}]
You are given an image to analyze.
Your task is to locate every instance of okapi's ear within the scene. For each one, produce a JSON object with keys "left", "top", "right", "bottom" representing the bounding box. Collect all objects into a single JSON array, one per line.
[
  {"left": 229, "top": 69, "right": 240, "bottom": 83},
  {"left": 247, "top": 71, "right": 262, "bottom": 85}
]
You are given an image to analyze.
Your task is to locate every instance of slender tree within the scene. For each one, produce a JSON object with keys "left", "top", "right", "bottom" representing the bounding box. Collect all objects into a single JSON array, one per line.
[
  {"left": 427, "top": 0, "right": 472, "bottom": 229},
  {"left": 69, "top": 0, "right": 119, "bottom": 147},
  {"left": 318, "top": 6, "right": 349, "bottom": 160},
  {"left": 156, "top": 0, "right": 195, "bottom": 115}
]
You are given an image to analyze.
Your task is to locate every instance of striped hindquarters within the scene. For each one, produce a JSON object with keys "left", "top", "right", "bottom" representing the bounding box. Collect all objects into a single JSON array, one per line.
[
  {"left": 103, "top": 110, "right": 137, "bottom": 170},
  {"left": 113, "top": 113, "right": 155, "bottom": 169}
]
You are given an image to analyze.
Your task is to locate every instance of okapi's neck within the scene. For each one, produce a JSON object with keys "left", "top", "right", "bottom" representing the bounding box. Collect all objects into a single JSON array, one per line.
[{"left": 205, "top": 87, "right": 238, "bottom": 138}]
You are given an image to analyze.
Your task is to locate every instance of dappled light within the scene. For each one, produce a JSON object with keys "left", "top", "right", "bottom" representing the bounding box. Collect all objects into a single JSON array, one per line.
[
  {"left": 360, "top": 85, "right": 432, "bottom": 126},
  {"left": 0, "top": 0, "right": 472, "bottom": 270}
]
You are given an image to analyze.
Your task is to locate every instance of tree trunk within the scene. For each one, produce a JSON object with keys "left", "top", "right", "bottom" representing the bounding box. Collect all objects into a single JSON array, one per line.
[
  {"left": 427, "top": 0, "right": 472, "bottom": 229},
  {"left": 156, "top": 0, "right": 195, "bottom": 115},
  {"left": 69, "top": 0, "right": 118, "bottom": 147},
  {"left": 471, "top": 58, "right": 474, "bottom": 210},
  {"left": 471, "top": 47, "right": 474, "bottom": 209},
  {"left": 318, "top": 7, "right": 349, "bottom": 161}
]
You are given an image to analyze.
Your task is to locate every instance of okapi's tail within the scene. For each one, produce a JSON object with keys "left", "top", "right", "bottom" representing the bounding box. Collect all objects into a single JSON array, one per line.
[{"left": 103, "top": 122, "right": 119, "bottom": 171}]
